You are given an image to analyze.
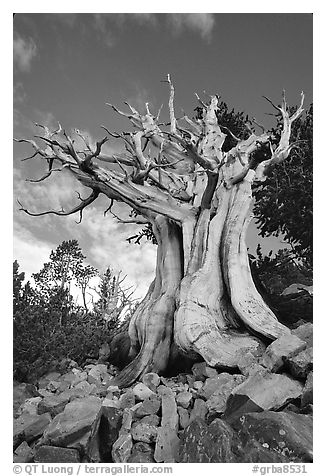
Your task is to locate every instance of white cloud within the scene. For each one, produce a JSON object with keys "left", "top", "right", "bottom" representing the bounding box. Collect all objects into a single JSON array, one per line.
[
  {"left": 14, "top": 82, "right": 26, "bottom": 104},
  {"left": 92, "top": 14, "right": 115, "bottom": 48},
  {"left": 13, "top": 222, "right": 54, "bottom": 283},
  {"left": 13, "top": 34, "right": 37, "bottom": 72},
  {"left": 167, "top": 13, "right": 215, "bottom": 41},
  {"left": 63, "top": 205, "right": 156, "bottom": 300}
]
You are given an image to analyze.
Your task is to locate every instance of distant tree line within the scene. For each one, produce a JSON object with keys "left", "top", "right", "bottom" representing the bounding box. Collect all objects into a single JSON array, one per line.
[{"left": 13, "top": 240, "right": 137, "bottom": 382}]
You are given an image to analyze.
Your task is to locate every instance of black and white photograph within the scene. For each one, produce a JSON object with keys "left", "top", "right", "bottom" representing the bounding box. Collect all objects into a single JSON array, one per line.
[{"left": 12, "top": 7, "right": 313, "bottom": 470}]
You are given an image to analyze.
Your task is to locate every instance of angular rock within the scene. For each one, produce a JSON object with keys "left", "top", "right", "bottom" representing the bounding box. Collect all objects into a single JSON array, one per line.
[
  {"left": 286, "top": 347, "right": 313, "bottom": 379},
  {"left": 13, "top": 382, "right": 39, "bottom": 417},
  {"left": 189, "top": 398, "right": 208, "bottom": 424},
  {"left": 199, "top": 373, "right": 246, "bottom": 400},
  {"left": 154, "top": 386, "right": 179, "bottom": 462},
  {"left": 112, "top": 434, "right": 133, "bottom": 462},
  {"left": 133, "top": 441, "right": 154, "bottom": 453},
  {"left": 134, "top": 394, "right": 161, "bottom": 417},
  {"left": 13, "top": 441, "right": 34, "bottom": 463},
  {"left": 40, "top": 396, "right": 102, "bottom": 447},
  {"left": 95, "top": 405, "right": 123, "bottom": 461},
  {"left": 120, "top": 408, "right": 133, "bottom": 434},
  {"left": 139, "top": 414, "right": 160, "bottom": 426},
  {"left": 231, "top": 411, "right": 313, "bottom": 462},
  {"left": 34, "top": 445, "right": 80, "bottom": 463},
  {"left": 178, "top": 418, "right": 243, "bottom": 463},
  {"left": 70, "top": 381, "right": 97, "bottom": 399},
  {"left": 128, "top": 442, "right": 155, "bottom": 462},
  {"left": 119, "top": 389, "right": 136, "bottom": 409},
  {"left": 46, "top": 380, "right": 62, "bottom": 392},
  {"left": 131, "top": 422, "right": 158, "bottom": 443},
  {"left": 176, "top": 391, "right": 192, "bottom": 409},
  {"left": 102, "top": 398, "right": 120, "bottom": 409},
  {"left": 224, "top": 371, "right": 303, "bottom": 420},
  {"left": 87, "top": 364, "right": 108, "bottom": 385},
  {"left": 38, "top": 393, "right": 70, "bottom": 417},
  {"left": 193, "top": 381, "right": 204, "bottom": 391},
  {"left": 177, "top": 407, "right": 190, "bottom": 429},
  {"left": 24, "top": 412, "right": 52, "bottom": 443},
  {"left": 203, "top": 375, "right": 246, "bottom": 417},
  {"left": 238, "top": 352, "right": 265, "bottom": 377},
  {"left": 191, "top": 362, "right": 207, "bottom": 381},
  {"left": 301, "top": 371, "right": 313, "bottom": 406},
  {"left": 14, "top": 412, "right": 52, "bottom": 448},
  {"left": 16, "top": 397, "right": 42, "bottom": 417},
  {"left": 261, "top": 335, "right": 306, "bottom": 372},
  {"left": 133, "top": 382, "right": 155, "bottom": 401},
  {"left": 292, "top": 323, "right": 313, "bottom": 348},
  {"left": 142, "top": 372, "right": 160, "bottom": 392}
]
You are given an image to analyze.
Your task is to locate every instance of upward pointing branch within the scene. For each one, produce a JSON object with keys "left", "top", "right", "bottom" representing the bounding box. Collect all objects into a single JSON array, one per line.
[{"left": 166, "top": 74, "right": 177, "bottom": 134}]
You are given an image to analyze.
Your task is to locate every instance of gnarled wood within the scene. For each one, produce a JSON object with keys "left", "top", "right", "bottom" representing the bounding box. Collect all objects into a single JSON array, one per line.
[{"left": 17, "top": 77, "right": 304, "bottom": 387}]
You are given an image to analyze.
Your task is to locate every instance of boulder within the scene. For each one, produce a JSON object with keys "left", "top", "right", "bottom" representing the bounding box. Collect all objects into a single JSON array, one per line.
[
  {"left": 102, "top": 398, "right": 120, "bottom": 409},
  {"left": 13, "top": 382, "right": 39, "bottom": 416},
  {"left": 292, "top": 323, "right": 313, "bottom": 348},
  {"left": 37, "top": 393, "right": 70, "bottom": 417},
  {"left": 177, "top": 407, "right": 190, "bottom": 429},
  {"left": 34, "top": 445, "right": 81, "bottom": 463},
  {"left": 46, "top": 380, "right": 62, "bottom": 392},
  {"left": 40, "top": 396, "right": 102, "bottom": 447},
  {"left": 178, "top": 418, "right": 243, "bottom": 463},
  {"left": 301, "top": 371, "right": 313, "bottom": 406},
  {"left": 238, "top": 352, "right": 265, "bottom": 377},
  {"left": 231, "top": 411, "right": 313, "bottom": 462},
  {"left": 142, "top": 372, "right": 161, "bottom": 391},
  {"left": 260, "top": 334, "right": 306, "bottom": 372},
  {"left": 189, "top": 398, "right": 208, "bottom": 424},
  {"left": 224, "top": 370, "right": 303, "bottom": 420},
  {"left": 191, "top": 362, "right": 207, "bottom": 381},
  {"left": 95, "top": 405, "right": 123, "bottom": 461},
  {"left": 134, "top": 394, "right": 161, "bottom": 417},
  {"left": 286, "top": 347, "right": 313, "bottom": 379},
  {"left": 198, "top": 373, "right": 246, "bottom": 400},
  {"left": 200, "top": 374, "right": 246, "bottom": 417},
  {"left": 13, "top": 441, "right": 34, "bottom": 463},
  {"left": 154, "top": 386, "right": 179, "bottom": 463},
  {"left": 16, "top": 397, "right": 42, "bottom": 417},
  {"left": 176, "top": 391, "right": 192, "bottom": 409},
  {"left": 70, "top": 381, "right": 97, "bottom": 399},
  {"left": 128, "top": 442, "right": 155, "bottom": 463},
  {"left": 112, "top": 434, "right": 133, "bottom": 463},
  {"left": 23, "top": 412, "right": 52, "bottom": 444},
  {"left": 120, "top": 408, "right": 133, "bottom": 434},
  {"left": 139, "top": 414, "right": 160, "bottom": 426},
  {"left": 193, "top": 381, "right": 204, "bottom": 391},
  {"left": 131, "top": 422, "right": 158, "bottom": 443},
  {"left": 87, "top": 364, "right": 109, "bottom": 385},
  {"left": 133, "top": 383, "right": 155, "bottom": 401},
  {"left": 14, "top": 412, "right": 52, "bottom": 448},
  {"left": 119, "top": 389, "right": 136, "bottom": 409}
]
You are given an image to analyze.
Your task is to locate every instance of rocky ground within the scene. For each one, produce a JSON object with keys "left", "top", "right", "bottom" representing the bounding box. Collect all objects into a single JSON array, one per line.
[{"left": 13, "top": 322, "right": 313, "bottom": 464}]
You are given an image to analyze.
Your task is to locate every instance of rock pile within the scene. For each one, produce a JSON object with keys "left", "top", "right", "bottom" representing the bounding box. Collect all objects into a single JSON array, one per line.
[{"left": 13, "top": 323, "right": 313, "bottom": 464}]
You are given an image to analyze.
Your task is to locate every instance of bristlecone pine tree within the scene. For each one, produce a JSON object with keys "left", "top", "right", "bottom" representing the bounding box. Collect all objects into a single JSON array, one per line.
[{"left": 16, "top": 76, "right": 305, "bottom": 387}]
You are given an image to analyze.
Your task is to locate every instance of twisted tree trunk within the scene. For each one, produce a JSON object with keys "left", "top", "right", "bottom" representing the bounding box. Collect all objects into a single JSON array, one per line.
[{"left": 17, "top": 77, "right": 304, "bottom": 387}]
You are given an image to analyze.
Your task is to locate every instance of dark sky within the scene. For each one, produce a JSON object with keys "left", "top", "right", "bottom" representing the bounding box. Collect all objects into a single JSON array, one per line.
[{"left": 13, "top": 13, "right": 312, "bottom": 300}]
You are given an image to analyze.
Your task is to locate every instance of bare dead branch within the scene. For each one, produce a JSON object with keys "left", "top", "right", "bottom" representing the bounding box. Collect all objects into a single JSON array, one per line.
[
  {"left": 26, "top": 163, "right": 71, "bottom": 183},
  {"left": 18, "top": 189, "right": 100, "bottom": 223},
  {"left": 109, "top": 207, "right": 148, "bottom": 225}
]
